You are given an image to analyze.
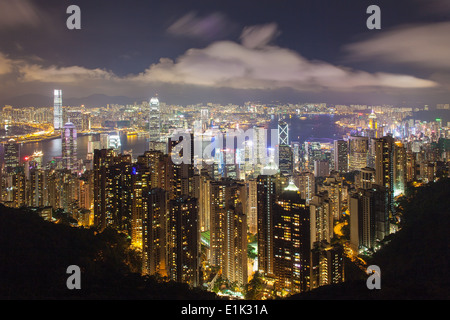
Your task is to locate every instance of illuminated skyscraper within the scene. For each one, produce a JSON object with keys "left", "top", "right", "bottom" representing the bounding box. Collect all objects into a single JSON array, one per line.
[
  {"left": 348, "top": 136, "right": 369, "bottom": 171},
  {"left": 278, "top": 144, "right": 293, "bottom": 176},
  {"left": 273, "top": 181, "right": 310, "bottom": 293},
  {"left": 168, "top": 196, "right": 199, "bottom": 287},
  {"left": 374, "top": 136, "right": 406, "bottom": 215},
  {"left": 61, "top": 122, "right": 77, "bottom": 172},
  {"left": 209, "top": 179, "right": 247, "bottom": 270},
  {"left": 149, "top": 97, "right": 161, "bottom": 142},
  {"left": 4, "top": 139, "right": 19, "bottom": 175},
  {"left": 143, "top": 188, "right": 168, "bottom": 277},
  {"left": 333, "top": 140, "right": 348, "bottom": 173},
  {"left": 278, "top": 120, "right": 289, "bottom": 146},
  {"left": 349, "top": 184, "right": 388, "bottom": 253},
  {"left": 53, "top": 90, "right": 63, "bottom": 130},
  {"left": 257, "top": 175, "right": 276, "bottom": 277}
]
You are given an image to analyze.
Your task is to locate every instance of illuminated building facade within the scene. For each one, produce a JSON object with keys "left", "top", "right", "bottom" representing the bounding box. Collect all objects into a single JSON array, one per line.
[
  {"left": 257, "top": 175, "right": 276, "bottom": 277},
  {"left": 149, "top": 97, "right": 161, "bottom": 142},
  {"left": 168, "top": 196, "right": 199, "bottom": 287},
  {"left": 53, "top": 90, "right": 63, "bottom": 130},
  {"left": 273, "top": 182, "right": 310, "bottom": 294},
  {"left": 348, "top": 136, "right": 369, "bottom": 172},
  {"left": 62, "top": 122, "right": 77, "bottom": 172},
  {"left": 333, "top": 139, "right": 348, "bottom": 173}
]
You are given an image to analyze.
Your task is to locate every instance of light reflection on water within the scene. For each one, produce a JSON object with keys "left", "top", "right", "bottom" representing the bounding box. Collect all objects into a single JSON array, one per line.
[{"left": 0, "top": 114, "right": 346, "bottom": 166}]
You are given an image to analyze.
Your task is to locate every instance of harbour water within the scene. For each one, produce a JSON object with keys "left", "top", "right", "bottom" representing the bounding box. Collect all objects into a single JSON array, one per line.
[{"left": 1, "top": 114, "right": 347, "bottom": 166}]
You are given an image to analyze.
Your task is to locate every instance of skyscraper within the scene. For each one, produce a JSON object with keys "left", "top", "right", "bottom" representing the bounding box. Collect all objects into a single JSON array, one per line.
[
  {"left": 273, "top": 181, "right": 310, "bottom": 294},
  {"left": 333, "top": 140, "right": 348, "bottom": 173},
  {"left": 278, "top": 144, "right": 293, "bottom": 176},
  {"left": 374, "top": 135, "right": 406, "bottom": 216},
  {"left": 209, "top": 179, "right": 247, "bottom": 270},
  {"left": 168, "top": 196, "right": 200, "bottom": 287},
  {"left": 349, "top": 183, "right": 388, "bottom": 253},
  {"left": 62, "top": 122, "right": 77, "bottom": 172},
  {"left": 53, "top": 90, "right": 63, "bottom": 130},
  {"left": 143, "top": 188, "right": 168, "bottom": 277},
  {"left": 257, "top": 175, "right": 276, "bottom": 277},
  {"left": 4, "top": 139, "right": 19, "bottom": 174},
  {"left": 348, "top": 136, "right": 369, "bottom": 172},
  {"left": 278, "top": 120, "right": 289, "bottom": 146},
  {"left": 149, "top": 97, "right": 161, "bottom": 142}
]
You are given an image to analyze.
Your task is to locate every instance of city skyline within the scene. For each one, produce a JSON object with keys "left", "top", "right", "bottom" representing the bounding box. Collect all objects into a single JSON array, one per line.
[
  {"left": 0, "top": 0, "right": 449, "bottom": 303},
  {"left": 0, "top": 0, "right": 449, "bottom": 107}
]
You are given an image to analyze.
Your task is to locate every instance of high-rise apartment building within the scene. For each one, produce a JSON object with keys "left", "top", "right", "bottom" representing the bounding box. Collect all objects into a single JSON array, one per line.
[
  {"left": 168, "top": 196, "right": 200, "bottom": 287},
  {"left": 256, "top": 175, "right": 276, "bottom": 277},
  {"left": 273, "top": 181, "right": 310, "bottom": 294}
]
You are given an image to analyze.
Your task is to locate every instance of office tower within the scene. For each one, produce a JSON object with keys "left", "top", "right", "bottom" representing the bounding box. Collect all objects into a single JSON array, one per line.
[
  {"left": 168, "top": 196, "right": 199, "bottom": 287},
  {"left": 201, "top": 108, "right": 209, "bottom": 130},
  {"left": 348, "top": 136, "right": 369, "bottom": 171},
  {"left": 278, "top": 120, "right": 289, "bottom": 145},
  {"left": 53, "top": 89, "right": 63, "bottom": 130},
  {"left": 314, "top": 160, "right": 329, "bottom": 177},
  {"left": 349, "top": 184, "right": 388, "bottom": 253},
  {"left": 273, "top": 181, "right": 310, "bottom": 294},
  {"left": 278, "top": 144, "right": 293, "bottom": 176},
  {"left": 149, "top": 97, "right": 161, "bottom": 142},
  {"left": 291, "top": 141, "right": 300, "bottom": 170},
  {"left": 143, "top": 188, "right": 168, "bottom": 277},
  {"left": 247, "top": 179, "right": 258, "bottom": 234},
  {"left": 4, "top": 139, "right": 19, "bottom": 174},
  {"left": 333, "top": 140, "right": 348, "bottom": 173},
  {"left": 368, "top": 109, "right": 378, "bottom": 138},
  {"left": 293, "top": 171, "right": 315, "bottom": 203},
  {"left": 253, "top": 126, "right": 268, "bottom": 174},
  {"left": 256, "top": 175, "right": 276, "bottom": 277},
  {"left": 209, "top": 179, "right": 247, "bottom": 269},
  {"left": 65, "top": 110, "right": 83, "bottom": 131},
  {"left": 62, "top": 122, "right": 77, "bottom": 172}
]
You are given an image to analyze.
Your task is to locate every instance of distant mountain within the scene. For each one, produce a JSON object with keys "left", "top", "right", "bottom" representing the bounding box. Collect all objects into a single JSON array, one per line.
[{"left": 1, "top": 93, "right": 144, "bottom": 109}]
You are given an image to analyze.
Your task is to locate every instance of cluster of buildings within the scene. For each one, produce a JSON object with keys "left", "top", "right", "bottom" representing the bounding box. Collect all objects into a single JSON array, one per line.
[{"left": 1, "top": 91, "right": 449, "bottom": 298}]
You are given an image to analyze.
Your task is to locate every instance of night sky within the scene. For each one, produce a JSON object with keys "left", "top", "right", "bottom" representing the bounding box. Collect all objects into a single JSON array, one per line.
[{"left": 0, "top": 0, "right": 449, "bottom": 106}]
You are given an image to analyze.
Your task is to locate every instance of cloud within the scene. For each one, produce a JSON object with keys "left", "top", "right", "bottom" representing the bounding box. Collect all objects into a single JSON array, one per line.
[
  {"left": 0, "top": 23, "right": 438, "bottom": 100},
  {"left": 167, "top": 11, "right": 236, "bottom": 41},
  {"left": 240, "top": 23, "right": 280, "bottom": 49},
  {"left": 132, "top": 24, "right": 437, "bottom": 91},
  {"left": 344, "top": 22, "right": 450, "bottom": 69},
  {"left": 18, "top": 64, "right": 116, "bottom": 83},
  {"left": 0, "top": 53, "right": 14, "bottom": 75},
  {"left": 0, "top": 0, "right": 45, "bottom": 28}
]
